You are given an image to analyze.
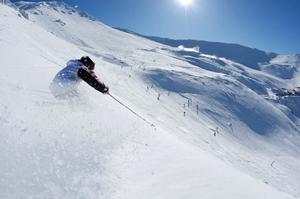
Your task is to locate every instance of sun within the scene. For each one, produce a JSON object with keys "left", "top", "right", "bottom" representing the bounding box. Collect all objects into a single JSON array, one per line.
[{"left": 178, "top": 0, "right": 193, "bottom": 7}]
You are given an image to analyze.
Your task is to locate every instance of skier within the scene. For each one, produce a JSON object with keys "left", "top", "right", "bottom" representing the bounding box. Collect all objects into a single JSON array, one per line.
[
  {"left": 276, "top": 87, "right": 300, "bottom": 97},
  {"left": 50, "top": 56, "right": 109, "bottom": 98}
]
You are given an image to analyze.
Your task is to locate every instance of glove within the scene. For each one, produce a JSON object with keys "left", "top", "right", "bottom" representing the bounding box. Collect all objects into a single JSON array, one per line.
[{"left": 103, "top": 87, "right": 109, "bottom": 94}]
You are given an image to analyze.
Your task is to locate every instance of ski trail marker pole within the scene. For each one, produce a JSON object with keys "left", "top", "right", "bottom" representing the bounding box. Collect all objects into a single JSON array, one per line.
[{"left": 108, "top": 93, "right": 155, "bottom": 127}]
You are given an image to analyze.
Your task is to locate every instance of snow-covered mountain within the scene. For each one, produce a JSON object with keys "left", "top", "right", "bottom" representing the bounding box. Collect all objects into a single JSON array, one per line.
[
  {"left": 116, "top": 27, "right": 278, "bottom": 69},
  {"left": 1, "top": 1, "right": 300, "bottom": 199}
]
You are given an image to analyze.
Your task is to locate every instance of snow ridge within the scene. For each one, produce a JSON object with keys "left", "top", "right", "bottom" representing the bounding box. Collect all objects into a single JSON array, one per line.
[
  {"left": 115, "top": 27, "right": 278, "bottom": 69},
  {"left": 16, "top": 1, "right": 96, "bottom": 21}
]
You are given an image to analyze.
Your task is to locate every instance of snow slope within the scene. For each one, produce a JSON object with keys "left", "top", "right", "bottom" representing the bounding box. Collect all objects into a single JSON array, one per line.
[
  {"left": 115, "top": 27, "right": 278, "bottom": 70},
  {"left": 1, "top": 2, "right": 300, "bottom": 198}
]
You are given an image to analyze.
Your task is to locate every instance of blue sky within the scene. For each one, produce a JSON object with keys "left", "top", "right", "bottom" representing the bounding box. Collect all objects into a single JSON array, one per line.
[{"left": 14, "top": 0, "right": 300, "bottom": 54}]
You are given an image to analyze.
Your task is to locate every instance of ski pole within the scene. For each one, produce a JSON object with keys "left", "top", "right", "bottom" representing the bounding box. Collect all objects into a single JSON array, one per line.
[{"left": 108, "top": 93, "right": 155, "bottom": 127}]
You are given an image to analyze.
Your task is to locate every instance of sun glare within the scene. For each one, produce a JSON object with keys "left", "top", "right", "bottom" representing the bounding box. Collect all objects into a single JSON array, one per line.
[{"left": 178, "top": 0, "right": 193, "bottom": 7}]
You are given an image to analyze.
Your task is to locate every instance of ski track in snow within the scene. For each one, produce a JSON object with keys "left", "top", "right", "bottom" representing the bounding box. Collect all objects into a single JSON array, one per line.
[{"left": 0, "top": 2, "right": 300, "bottom": 199}]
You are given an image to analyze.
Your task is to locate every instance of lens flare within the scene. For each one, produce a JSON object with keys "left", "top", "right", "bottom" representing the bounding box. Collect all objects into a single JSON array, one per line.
[{"left": 178, "top": 0, "right": 193, "bottom": 7}]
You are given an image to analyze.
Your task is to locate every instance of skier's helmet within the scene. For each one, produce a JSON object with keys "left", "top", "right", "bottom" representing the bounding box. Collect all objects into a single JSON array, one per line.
[{"left": 80, "top": 56, "right": 95, "bottom": 70}]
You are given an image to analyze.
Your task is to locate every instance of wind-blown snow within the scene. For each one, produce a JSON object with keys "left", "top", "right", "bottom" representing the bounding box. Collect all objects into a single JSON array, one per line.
[{"left": 1, "top": 2, "right": 300, "bottom": 199}]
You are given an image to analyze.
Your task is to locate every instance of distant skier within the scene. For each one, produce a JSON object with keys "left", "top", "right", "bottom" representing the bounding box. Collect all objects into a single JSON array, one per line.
[
  {"left": 50, "top": 56, "right": 109, "bottom": 98},
  {"left": 276, "top": 87, "right": 300, "bottom": 98}
]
